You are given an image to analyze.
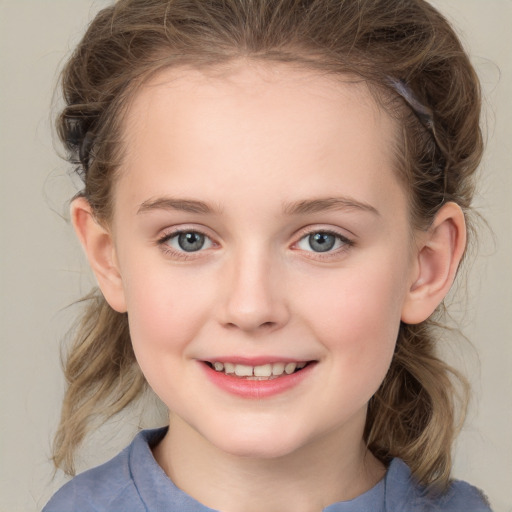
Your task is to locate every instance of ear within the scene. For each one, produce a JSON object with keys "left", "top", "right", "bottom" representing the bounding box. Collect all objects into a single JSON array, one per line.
[
  {"left": 71, "top": 196, "right": 127, "bottom": 313},
  {"left": 401, "top": 202, "right": 466, "bottom": 324}
]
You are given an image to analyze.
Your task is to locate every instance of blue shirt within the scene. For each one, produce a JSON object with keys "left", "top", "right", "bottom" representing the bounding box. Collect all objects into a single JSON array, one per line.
[{"left": 43, "top": 428, "right": 492, "bottom": 511}]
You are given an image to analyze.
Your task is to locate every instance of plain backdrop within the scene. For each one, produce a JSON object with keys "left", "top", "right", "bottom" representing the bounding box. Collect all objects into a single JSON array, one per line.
[{"left": 0, "top": 1, "right": 511, "bottom": 511}]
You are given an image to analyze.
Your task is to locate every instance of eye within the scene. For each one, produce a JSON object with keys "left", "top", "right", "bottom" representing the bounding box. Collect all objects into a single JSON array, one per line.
[
  {"left": 296, "top": 231, "right": 351, "bottom": 253},
  {"left": 161, "top": 230, "right": 214, "bottom": 253}
]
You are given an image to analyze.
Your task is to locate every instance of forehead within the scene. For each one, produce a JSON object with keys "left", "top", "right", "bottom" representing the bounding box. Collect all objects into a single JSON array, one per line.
[
  {"left": 125, "top": 62, "right": 391, "bottom": 135},
  {"left": 117, "top": 62, "right": 403, "bottom": 216}
]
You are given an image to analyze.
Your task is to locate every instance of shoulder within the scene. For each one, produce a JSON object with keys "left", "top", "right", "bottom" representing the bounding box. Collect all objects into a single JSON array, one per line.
[
  {"left": 439, "top": 479, "right": 493, "bottom": 511},
  {"left": 384, "top": 459, "right": 493, "bottom": 512},
  {"left": 42, "top": 445, "right": 140, "bottom": 512},
  {"left": 43, "top": 428, "right": 168, "bottom": 512}
]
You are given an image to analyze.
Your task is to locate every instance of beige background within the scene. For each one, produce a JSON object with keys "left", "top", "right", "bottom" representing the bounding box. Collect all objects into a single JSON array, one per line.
[{"left": 0, "top": 1, "right": 511, "bottom": 511}]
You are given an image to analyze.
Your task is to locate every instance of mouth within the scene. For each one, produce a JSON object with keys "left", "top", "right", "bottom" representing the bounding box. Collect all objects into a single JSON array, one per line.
[{"left": 204, "top": 360, "right": 312, "bottom": 380}]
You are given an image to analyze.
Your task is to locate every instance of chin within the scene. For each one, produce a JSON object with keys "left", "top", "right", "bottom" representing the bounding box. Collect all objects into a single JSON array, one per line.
[{"left": 204, "top": 422, "right": 312, "bottom": 460}]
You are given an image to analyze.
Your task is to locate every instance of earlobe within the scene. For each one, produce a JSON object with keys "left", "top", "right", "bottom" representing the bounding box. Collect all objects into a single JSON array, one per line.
[
  {"left": 401, "top": 202, "right": 467, "bottom": 324},
  {"left": 71, "top": 197, "right": 127, "bottom": 313}
]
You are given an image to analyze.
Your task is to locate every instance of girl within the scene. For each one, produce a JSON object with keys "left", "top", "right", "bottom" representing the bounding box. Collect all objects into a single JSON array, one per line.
[{"left": 44, "top": 0, "right": 492, "bottom": 510}]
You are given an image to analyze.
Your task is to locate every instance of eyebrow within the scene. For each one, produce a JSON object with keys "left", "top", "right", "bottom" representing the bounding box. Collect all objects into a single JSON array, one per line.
[
  {"left": 283, "top": 197, "right": 380, "bottom": 216},
  {"left": 137, "top": 195, "right": 379, "bottom": 217},
  {"left": 137, "top": 197, "right": 221, "bottom": 215}
]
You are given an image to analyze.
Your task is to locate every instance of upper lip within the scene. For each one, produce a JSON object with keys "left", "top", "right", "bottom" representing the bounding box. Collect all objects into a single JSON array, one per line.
[{"left": 201, "top": 356, "right": 314, "bottom": 366}]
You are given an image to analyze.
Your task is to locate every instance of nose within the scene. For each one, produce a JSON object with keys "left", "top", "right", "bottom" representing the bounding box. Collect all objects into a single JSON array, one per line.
[{"left": 217, "top": 245, "right": 290, "bottom": 334}]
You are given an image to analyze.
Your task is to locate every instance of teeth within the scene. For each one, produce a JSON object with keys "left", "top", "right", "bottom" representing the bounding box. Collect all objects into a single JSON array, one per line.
[
  {"left": 254, "top": 364, "right": 272, "bottom": 377},
  {"left": 284, "top": 362, "right": 297, "bottom": 374},
  {"left": 224, "top": 362, "right": 235, "bottom": 374},
  {"left": 272, "top": 362, "right": 285, "bottom": 375},
  {"left": 210, "top": 361, "right": 307, "bottom": 378},
  {"left": 234, "top": 364, "right": 253, "bottom": 377}
]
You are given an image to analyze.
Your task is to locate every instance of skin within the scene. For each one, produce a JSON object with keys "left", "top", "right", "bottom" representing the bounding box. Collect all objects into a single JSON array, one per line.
[{"left": 72, "top": 62, "right": 466, "bottom": 512}]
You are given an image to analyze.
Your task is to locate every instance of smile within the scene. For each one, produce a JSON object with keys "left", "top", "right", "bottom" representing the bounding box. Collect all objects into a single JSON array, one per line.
[
  {"left": 201, "top": 359, "right": 316, "bottom": 398},
  {"left": 205, "top": 361, "right": 309, "bottom": 380}
]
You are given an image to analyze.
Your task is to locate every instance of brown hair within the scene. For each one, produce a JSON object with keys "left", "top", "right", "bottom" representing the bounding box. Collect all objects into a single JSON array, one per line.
[{"left": 53, "top": 0, "right": 483, "bottom": 488}]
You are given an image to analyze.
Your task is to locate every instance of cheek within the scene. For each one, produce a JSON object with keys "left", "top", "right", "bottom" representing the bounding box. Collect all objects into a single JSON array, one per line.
[
  {"left": 121, "top": 266, "right": 213, "bottom": 366},
  {"left": 295, "top": 257, "right": 409, "bottom": 382}
]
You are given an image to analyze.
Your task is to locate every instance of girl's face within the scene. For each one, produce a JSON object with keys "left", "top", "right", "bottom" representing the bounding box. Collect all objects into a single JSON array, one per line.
[{"left": 110, "top": 64, "right": 418, "bottom": 459}]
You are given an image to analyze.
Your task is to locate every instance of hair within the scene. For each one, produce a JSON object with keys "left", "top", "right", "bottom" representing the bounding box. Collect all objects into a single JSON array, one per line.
[{"left": 53, "top": 0, "right": 483, "bottom": 489}]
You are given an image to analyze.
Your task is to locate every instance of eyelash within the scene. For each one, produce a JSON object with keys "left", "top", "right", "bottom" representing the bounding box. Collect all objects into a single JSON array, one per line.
[
  {"left": 156, "top": 227, "right": 354, "bottom": 261},
  {"left": 157, "top": 228, "right": 215, "bottom": 261},
  {"left": 293, "top": 228, "right": 354, "bottom": 260}
]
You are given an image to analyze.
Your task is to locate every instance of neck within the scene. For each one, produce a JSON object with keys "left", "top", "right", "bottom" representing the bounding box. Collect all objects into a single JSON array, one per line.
[{"left": 153, "top": 414, "right": 386, "bottom": 512}]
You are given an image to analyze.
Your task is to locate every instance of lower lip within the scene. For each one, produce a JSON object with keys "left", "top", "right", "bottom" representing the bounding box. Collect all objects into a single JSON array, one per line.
[{"left": 201, "top": 362, "right": 316, "bottom": 399}]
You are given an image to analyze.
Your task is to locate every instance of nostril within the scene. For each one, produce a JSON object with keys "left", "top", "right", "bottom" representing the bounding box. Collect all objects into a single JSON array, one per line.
[{"left": 224, "top": 320, "right": 276, "bottom": 331}]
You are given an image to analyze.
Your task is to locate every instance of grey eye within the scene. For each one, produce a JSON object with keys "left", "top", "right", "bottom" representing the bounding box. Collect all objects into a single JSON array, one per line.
[
  {"left": 307, "top": 233, "right": 336, "bottom": 252},
  {"left": 177, "top": 232, "right": 205, "bottom": 252},
  {"left": 164, "top": 231, "right": 213, "bottom": 252},
  {"left": 297, "top": 231, "right": 348, "bottom": 253}
]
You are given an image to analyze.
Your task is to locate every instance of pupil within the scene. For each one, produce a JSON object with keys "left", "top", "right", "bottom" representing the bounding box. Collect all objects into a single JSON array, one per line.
[
  {"left": 309, "top": 233, "right": 335, "bottom": 252},
  {"left": 178, "top": 232, "right": 205, "bottom": 252}
]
